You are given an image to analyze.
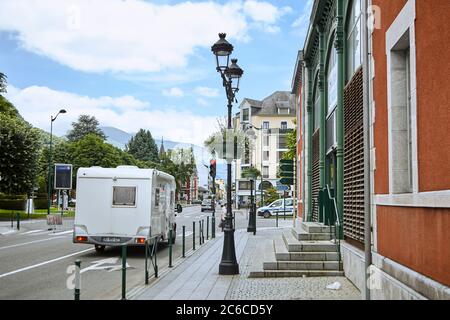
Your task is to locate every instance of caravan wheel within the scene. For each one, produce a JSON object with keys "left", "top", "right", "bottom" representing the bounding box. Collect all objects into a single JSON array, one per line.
[{"left": 94, "top": 245, "right": 105, "bottom": 253}]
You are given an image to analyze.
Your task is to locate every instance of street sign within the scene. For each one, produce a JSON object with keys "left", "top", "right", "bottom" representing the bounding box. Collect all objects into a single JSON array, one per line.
[
  {"left": 279, "top": 178, "right": 294, "bottom": 185},
  {"left": 276, "top": 184, "right": 289, "bottom": 191},
  {"left": 54, "top": 164, "right": 72, "bottom": 190},
  {"left": 279, "top": 159, "right": 294, "bottom": 186}
]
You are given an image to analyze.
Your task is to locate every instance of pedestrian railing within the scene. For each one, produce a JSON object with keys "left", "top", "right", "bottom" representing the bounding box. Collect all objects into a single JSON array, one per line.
[{"left": 145, "top": 235, "right": 160, "bottom": 285}]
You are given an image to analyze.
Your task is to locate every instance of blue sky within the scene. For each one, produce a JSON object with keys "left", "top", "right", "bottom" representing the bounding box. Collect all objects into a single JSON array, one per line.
[{"left": 0, "top": 0, "right": 312, "bottom": 146}]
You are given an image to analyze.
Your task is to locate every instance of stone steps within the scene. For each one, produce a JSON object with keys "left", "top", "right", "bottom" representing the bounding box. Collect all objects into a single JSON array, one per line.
[
  {"left": 249, "top": 269, "right": 345, "bottom": 278},
  {"left": 253, "top": 221, "right": 342, "bottom": 278},
  {"left": 291, "top": 225, "right": 332, "bottom": 241},
  {"left": 282, "top": 230, "right": 338, "bottom": 252},
  {"left": 300, "top": 222, "right": 335, "bottom": 234},
  {"left": 264, "top": 260, "right": 342, "bottom": 270}
]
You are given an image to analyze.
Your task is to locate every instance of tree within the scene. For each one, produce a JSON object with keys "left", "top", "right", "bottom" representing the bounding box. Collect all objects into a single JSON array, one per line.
[
  {"left": 125, "top": 129, "right": 159, "bottom": 162},
  {"left": 0, "top": 95, "right": 21, "bottom": 118},
  {"left": 67, "top": 115, "right": 106, "bottom": 142},
  {"left": 0, "top": 113, "right": 41, "bottom": 195},
  {"left": 0, "top": 72, "right": 7, "bottom": 93},
  {"left": 241, "top": 167, "right": 261, "bottom": 180},
  {"left": 282, "top": 119, "right": 297, "bottom": 161},
  {"left": 157, "top": 147, "right": 197, "bottom": 197},
  {"left": 264, "top": 187, "right": 279, "bottom": 205}
]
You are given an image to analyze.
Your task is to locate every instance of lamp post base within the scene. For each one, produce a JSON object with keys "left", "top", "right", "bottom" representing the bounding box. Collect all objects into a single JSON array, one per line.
[
  {"left": 219, "top": 261, "right": 239, "bottom": 275},
  {"left": 218, "top": 227, "right": 239, "bottom": 275}
]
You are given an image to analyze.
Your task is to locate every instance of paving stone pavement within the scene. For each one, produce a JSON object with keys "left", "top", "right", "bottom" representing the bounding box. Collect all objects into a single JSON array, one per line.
[
  {"left": 225, "top": 229, "right": 362, "bottom": 300},
  {"left": 134, "top": 225, "right": 361, "bottom": 300}
]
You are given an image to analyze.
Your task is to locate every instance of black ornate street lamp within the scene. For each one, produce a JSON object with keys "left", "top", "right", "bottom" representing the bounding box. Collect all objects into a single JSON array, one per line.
[
  {"left": 47, "top": 109, "right": 67, "bottom": 215},
  {"left": 211, "top": 33, "right": 243, "bottom": 275}
]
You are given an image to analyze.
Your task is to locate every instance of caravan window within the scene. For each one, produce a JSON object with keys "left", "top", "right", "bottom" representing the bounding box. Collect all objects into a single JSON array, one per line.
[
  {"left": 112, "top": 187, "right": 136, "bottom": 206},
  {"left": 155, "top": 188, "right": 160, "bottom": 207}
]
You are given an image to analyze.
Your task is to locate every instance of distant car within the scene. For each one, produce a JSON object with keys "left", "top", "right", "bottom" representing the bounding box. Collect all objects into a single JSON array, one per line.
[
  {"left": 201, "top": 199, "right": 214, "bottom": 212},
  {"left": 257, "top": 198, "right": 294, "bottom": 218}
]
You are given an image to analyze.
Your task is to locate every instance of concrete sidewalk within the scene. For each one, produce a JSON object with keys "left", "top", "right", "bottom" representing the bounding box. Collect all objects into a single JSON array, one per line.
[{"left": 133, "top": 224, "right": 361, "bottom": 300}]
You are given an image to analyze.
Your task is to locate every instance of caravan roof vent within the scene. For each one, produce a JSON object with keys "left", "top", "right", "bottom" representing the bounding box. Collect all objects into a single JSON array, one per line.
[{"left": 116, "top": 165, "right": 139, "bottom": 169}]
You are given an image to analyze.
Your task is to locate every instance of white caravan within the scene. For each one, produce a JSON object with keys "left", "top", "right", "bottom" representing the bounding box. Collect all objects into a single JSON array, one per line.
[{"left": 73, "top": 166, "right": 181, "bottom": 252}]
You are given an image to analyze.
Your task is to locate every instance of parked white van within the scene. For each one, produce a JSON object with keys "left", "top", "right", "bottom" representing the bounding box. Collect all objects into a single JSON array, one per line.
[{"left": 73, "top": 166, "right": 181, "bottom": 253}]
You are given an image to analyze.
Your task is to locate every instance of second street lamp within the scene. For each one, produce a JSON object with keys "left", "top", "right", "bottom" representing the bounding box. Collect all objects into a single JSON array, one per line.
[
  {"left": 212, "top": 33, "right": 243, "bottom": 275},
  {"left": 47, "top": 109, "right": 67, "bottom": 215}
]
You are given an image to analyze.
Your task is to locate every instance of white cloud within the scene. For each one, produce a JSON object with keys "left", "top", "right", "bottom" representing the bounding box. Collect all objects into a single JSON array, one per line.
[
  {"left": 243, "top": 0, "right": 292, "bottom": 33},
  {"left": 194, "top": 86, "right": 219, "bottom": 98},
  {"left": 291, "top": 0, "right": 314, "bottom": 40},
  {"left": 5, "top": 84, "right": 217, "bottom": 146},
  {"left": 162, "top": 87, "right": 184, "bottom": 97},
  {"left": 0, "top": 0, "right": 291, "bottom": 74},
  {"left": 197, "top": 98, "right": 210, "bottom": 107}
]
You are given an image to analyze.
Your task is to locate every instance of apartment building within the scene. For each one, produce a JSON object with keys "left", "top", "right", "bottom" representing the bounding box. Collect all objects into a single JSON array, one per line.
[{"left": 233, "top": 91, "right": 296, "bottom": 208}]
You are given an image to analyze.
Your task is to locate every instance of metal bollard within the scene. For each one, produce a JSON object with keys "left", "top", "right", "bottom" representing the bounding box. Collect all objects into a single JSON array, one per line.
[
  {"left": 154, "top": 238, "right": 158, "bottom": 278},
  {"left": 193, "top": 221, "right": 196, "bottom": 250},
  {"left": 74, "top": 260, "right": 81, "bottom": 300},
  {"left": 145, "top": 239, "right": 149, "bottom": 285},
  {"left": 16, "top": 213, "right": 20, "bottom": 230},
  {"left": 168, "top": 228, "right": 173, "bottom": 268},
  {"left": 199, "top": 221, "right": 202, "bottom": 245},
  {"left": 276, "top": 211, "right": 279, "bottom": 228},
  {"left": 206, "top": 216, "right": 209, "bottom": 240},
  {"left": 211, "top": 213, "right": 215, "bottom": 239},
  {"left": 121, "top": 245, "right": 127, "bottom": 300},
  {"left": 182, "top": 226, "right": 186, "bottom": 258}
]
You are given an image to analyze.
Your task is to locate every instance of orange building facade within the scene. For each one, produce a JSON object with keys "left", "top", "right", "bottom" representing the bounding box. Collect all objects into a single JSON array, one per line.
[
  {"left": 370, "top": 0, "right": 450, "bottom": 296},
  {"left": 293, "top": 0, "right": 450, "bottom": 299}
]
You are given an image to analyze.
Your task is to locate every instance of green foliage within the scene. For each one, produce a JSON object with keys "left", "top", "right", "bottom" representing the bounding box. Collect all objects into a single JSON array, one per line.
[
  {"left": 282, "top": 121, "right": 297, "bottom": 161},
  {"left": 36, "top": 134, "right": 149, "bottom": 191},
  {"left": 0, "top": 113, "right": 41, "bottom": 195},
  {"left": 0, "top": 95, "right": 21, "bottom": 119},
  {"left": 156, "top": 148, "right": 197, "bottom": 196},
  {"left": 125, "top": 129, "right": 159, "bottom": 162},
  {"left": 242, "top": 167, "right": 261, "bottom": 180},
  {"left": 0, "top": 72, "right": 7, "bottom": 93},
  {"left": 264, "top": 187, "right": 279, "bottom": 205},
  {"left": 67, "top": 114, "right": 106, "bottom": 142}
]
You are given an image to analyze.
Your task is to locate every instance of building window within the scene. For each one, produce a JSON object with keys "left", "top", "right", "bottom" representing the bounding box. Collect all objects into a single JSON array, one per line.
[
  {"left": 239, "top": 181, "right": 251, "bottom": 190},
  {"left": 263, "top": 151, "right": 269, "bottom": 161},
  {"left": 263, "top": 166, "right": 269, "bottom": 178},
  {"left": 242, "top": 108, "right": 249, "bottom": 122},
  {"left": 112, "top": 186, "right": 136, "bottom": 207},
  {"left": 263, "top": 134, "right": 269, "bottom": 147},
  {"left": 313, "top": 85, "right": 320, "bottom": 130},
  {"left": 328, "top": 44, "right": 338, "bottom": 114},
  {"left": 389, "top": 31, "right": 413, "bottom": 194},
  {"left": 278, "top": 108, "right": 290, "bottom": 115},
  {"left": 347, "top": 0, "right": 362, "bottom": 80},
  {"left": 263, "top": 121, "right": 270, "bottom": 130},
  {"left": 277, "top": 151, "right": 285, "bottom": 162},
  {"left": 280, "top": 121, "right": 288, "bottom": 132},
  {"left": 278, "top": 135, "right": 287, "bottom": 149}
]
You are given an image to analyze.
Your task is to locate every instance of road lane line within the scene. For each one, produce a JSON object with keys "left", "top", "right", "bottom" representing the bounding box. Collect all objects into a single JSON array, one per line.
[
  {"left": 49, "top": 230, "right": 73, "bottom": 236},
  {"left": 22, "top": 230, "right": 44, "bottom": 235},
  {"left": 0, "top": 236, "right": 66, "bottom": 251},
  {"left": 0, "top": 248, "right": 95, "bottom": 279}
]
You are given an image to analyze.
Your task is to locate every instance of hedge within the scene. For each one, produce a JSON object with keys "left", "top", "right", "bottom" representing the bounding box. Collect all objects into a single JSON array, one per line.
[{"left": 0, "top": 199, "right": 26, "bottom": 210}]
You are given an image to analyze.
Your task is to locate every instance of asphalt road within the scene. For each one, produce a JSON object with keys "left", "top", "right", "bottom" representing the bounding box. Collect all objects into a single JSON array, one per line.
[{"left": 0, "top": 205, "right": 287, "bottom": 300}]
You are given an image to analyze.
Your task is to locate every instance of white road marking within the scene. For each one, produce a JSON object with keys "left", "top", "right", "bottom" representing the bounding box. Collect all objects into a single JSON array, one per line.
[
  {"left": 49, "top": 230, "right": 73, "bottom": 236},
  {"left": 0, "top": 248, "right": 94, "bottom": 279},
  {"left": 0, "top": 230, "right": 17, "bottom": 235},
  {"left": 0, "top": 236, "right": 66, "bottom": 251},
  {"left": 22, "top": 230, "right": 44, "bottom": 235}
]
